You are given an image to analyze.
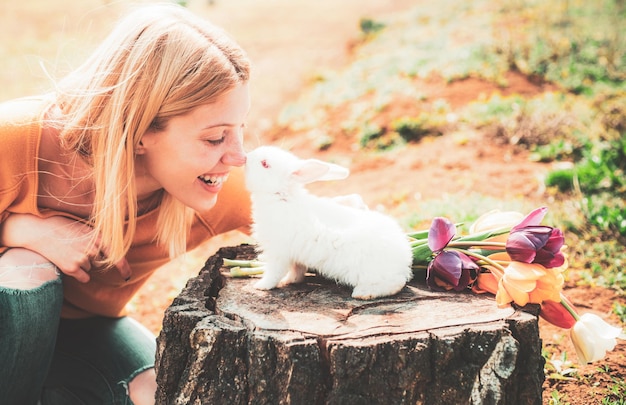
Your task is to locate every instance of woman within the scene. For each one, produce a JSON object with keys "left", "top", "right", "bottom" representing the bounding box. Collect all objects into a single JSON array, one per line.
[{"left": 0, "top": 3, "right": 252, "bottom": 404}]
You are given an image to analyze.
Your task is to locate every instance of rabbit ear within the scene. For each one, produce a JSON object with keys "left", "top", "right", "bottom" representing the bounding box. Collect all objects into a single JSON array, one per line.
[{"left": 292, "top": 159, "right": 349, "bottom": 184}]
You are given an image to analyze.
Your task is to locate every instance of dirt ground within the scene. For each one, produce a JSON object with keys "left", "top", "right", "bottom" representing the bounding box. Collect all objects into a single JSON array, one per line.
[{"left": 126, "top": 1, "right": 625, "bottom": 403}]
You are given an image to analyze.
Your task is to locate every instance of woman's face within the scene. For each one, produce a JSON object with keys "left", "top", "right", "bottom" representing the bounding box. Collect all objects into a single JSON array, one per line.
[{"left": 136, "top": 83, "right": 249, "bottom": 214}]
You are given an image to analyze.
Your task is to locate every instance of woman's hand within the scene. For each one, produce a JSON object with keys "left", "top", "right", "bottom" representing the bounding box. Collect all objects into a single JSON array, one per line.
[{"left": 0, "top": 213, "right": 131, "bottom": 283}]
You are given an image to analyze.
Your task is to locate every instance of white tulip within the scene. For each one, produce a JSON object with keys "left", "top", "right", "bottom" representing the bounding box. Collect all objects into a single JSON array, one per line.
[{"left": 570, "top": 313, "right": 624, "bottom": 364}]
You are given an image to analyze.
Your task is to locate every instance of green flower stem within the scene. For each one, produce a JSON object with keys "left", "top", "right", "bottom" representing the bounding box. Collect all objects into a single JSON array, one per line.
[
  {"left": 559, "top": 293, "right": 581, "bottom": 321},
  {"left": 453, "top": 227, "right": 511, "bottom": 242},
  {"left": 476, "top": 260, "right": 510, "bottom": 266},
  {"left": 447, "top": 241, "right": 506, "bottom": 249},
  {"left": 446, "top": 247, "right": 507, "bottom": 276},
  {"left": 410, "top": 239, "right": 429, "bottom": 248},
  {"left": 229, "top": 266, "right": 265, "bottom": 277},
  {"left": 222, "top": 258, "right": 265, "bottom": 268}
]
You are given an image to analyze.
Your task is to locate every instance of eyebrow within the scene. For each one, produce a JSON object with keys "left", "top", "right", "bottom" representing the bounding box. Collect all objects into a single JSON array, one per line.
[{"left": 202, "top": 122, "right": 240, "bottom": 130}]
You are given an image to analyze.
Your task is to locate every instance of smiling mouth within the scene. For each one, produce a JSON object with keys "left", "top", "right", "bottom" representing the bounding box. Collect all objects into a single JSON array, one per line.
[{"left": 198, "top": 173, "right": 229, "bottom": 187}]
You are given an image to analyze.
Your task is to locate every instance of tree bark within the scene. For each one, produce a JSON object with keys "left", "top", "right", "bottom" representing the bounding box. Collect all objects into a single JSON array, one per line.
[{"left": 155, "top": 244, "right": 544, "bottom": 405}]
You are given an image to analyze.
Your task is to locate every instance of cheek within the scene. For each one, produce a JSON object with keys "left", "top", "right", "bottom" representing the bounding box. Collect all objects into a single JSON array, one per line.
[{"left": 190, "top": 150, "right": 221, "bottom": 173}]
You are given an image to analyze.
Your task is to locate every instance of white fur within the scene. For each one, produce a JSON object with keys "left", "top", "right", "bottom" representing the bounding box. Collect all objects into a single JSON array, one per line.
[{"left": 244, "top": 146, "right": 413, "bottom": 299}]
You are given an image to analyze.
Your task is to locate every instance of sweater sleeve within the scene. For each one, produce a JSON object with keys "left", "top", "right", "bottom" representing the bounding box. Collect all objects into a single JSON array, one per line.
[{"left": 0, "top": 97, "right": 46, "bottom": 254}]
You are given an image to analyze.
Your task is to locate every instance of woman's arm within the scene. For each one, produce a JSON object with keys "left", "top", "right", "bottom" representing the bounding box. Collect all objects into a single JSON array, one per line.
[{"left": 0, "top": 213, "right": 130, "bottom": 282}]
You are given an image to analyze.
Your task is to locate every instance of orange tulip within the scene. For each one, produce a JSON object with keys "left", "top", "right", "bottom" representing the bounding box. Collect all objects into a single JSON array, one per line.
[
  {"left": 495, "top": 261, "right": 564, "bottom": 307},
  {"left": 471, "top": 252, "right": 508, "bottom": 295},
  {"left": 472, "top": 271, "right": 499, "bottom": 295}
]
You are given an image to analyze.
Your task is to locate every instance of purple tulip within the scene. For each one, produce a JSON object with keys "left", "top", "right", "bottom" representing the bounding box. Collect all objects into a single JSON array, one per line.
[
  {"left": 512, "top": 206, "right": 548, "bottom": 231},
  {"left": 427, "top": 250, "right": 479, "bottom": 291},
  {"left": 428, "top": 217, "right": 456, "bottom": 252},
  {"left": 506, "top": 226, "right": 565, "bottom": 268}
]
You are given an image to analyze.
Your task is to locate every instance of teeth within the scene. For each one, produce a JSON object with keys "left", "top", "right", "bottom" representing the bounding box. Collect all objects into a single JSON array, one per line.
[{"left": 198, "top": 174, "right": 229, "bottom": 186}]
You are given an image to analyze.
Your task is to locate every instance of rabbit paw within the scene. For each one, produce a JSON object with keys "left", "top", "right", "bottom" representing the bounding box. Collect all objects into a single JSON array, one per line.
[
  {"left": 351, "top": 282, "right": 406, "bottom": 300},
  {"left": 253, "top": 278, "right": 279, "bottom": 290},
  {"left": 279, "top": 263, "right": 308, "bottom": 286}
]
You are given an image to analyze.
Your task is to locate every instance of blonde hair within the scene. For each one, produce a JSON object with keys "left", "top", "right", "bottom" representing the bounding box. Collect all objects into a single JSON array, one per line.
[{"left": 54, "top": 3, "right": 250, "bottom": 266}]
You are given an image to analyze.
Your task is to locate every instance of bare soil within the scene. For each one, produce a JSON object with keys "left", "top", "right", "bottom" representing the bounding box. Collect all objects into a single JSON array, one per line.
[{"left": 127, "top": 1, "right": 625, "bottom": 403}]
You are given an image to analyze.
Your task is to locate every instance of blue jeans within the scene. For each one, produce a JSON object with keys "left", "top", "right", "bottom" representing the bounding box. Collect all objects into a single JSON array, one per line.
[{"left": 0, "top": 276, "right": 156, "bottom": 405}]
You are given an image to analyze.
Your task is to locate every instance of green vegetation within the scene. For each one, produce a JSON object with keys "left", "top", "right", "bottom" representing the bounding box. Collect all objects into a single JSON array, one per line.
[
  {"left": 495, "top": 0, "right": 626, "bottom": 96},
  {"left": 601, "top": 375, "right": 626, "bottom": 405}
]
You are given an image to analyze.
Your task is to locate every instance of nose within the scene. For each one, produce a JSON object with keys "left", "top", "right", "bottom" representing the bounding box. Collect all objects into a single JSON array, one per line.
[{"left": 221, "top": 132, "right": 247, "bottom": 167}]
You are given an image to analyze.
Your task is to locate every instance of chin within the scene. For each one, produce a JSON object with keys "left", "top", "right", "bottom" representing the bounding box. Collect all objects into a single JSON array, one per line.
[{"left": 192, "top": 194, "right": 219, "bottom": 214}]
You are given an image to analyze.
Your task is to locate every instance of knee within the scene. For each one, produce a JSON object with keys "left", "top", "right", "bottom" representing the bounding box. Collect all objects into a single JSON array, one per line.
[
  {"left": 0, "top": 248, "right": 60, "bottom": 290},
  {"left": 128, "top": 368, "right": 157, "bottom": 405}
]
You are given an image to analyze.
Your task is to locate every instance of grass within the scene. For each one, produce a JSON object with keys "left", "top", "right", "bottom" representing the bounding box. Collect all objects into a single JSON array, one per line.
[
  {"left": 494, "top": 0, "right": 626, "bottom": 95},
  {"left": 602, "top": 377, "right": 626, "bottom": 404},
  {"left": 548, "top": 390, "right": 571, "bottom": 405}
]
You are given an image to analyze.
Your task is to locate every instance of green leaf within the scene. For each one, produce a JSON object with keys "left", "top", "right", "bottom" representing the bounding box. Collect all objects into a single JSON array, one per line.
[{"left": 412, "top": 243, "right": 434, "bottom": 264}]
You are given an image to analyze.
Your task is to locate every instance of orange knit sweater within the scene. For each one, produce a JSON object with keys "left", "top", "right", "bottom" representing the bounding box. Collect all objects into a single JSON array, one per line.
[{"left": 0, "top": 96, "right": 252, "bottom": 318}]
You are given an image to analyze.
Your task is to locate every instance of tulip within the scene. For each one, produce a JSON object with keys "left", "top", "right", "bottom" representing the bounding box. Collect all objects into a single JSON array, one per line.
[
  {"left": 512, "top": 206, "right": 548, "bottom": 231},
  {"left": 469, "top": 209, "right": 529, "bottom": 232},
  {"left": 427, "top": 250, "right": 478, "bottom": 291},
  {"left": 570, "top": 313, "right": 624, "bottom": 364},
  {"left": 528, "top": 270, "right": 565, "bottom": 303},
  {"left": 469, "top": 210, "right": 524, "bottom": 243},
  {"left": 539, "top": 297, "right": 577, "bottom": 329},
  {"left": 472, "top": 270, "right": 499, "bottom": 295},
  {"left": 469, "top": 206, "right": 548, "bottom": 244},
  {"left": 428, "top": 217, "right": 456, "bottom": 252},
  {"left": 506, "top": 226, "right": 565, "bottom": 268},
  {"left": 495, "top": 261, "right": 564, "bottom": 307}
]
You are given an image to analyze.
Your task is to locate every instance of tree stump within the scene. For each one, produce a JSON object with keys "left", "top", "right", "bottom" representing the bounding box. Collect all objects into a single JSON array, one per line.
[{"left": 155, "top": 244, "right": 544, "bottom": 405}]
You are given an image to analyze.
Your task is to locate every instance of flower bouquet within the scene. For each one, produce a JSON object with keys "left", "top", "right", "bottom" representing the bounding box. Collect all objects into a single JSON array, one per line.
[{"left": 410, "top": 206, "right": 624, "bottom": 364}]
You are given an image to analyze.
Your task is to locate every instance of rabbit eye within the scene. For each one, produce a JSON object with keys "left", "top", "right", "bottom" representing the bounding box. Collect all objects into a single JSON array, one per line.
[{"left": 261, "top": 159, "right": 270, "bottom": 169}]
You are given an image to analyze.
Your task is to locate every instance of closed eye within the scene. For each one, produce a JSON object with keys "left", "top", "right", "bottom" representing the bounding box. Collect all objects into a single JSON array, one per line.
[{"left": 206, "top": 136, "right": 226, "bottom": 145}]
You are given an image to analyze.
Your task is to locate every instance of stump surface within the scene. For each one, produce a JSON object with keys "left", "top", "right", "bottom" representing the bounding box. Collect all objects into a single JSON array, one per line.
[{"left": 156, "top": 244, "right": 544, "bottom": 405}]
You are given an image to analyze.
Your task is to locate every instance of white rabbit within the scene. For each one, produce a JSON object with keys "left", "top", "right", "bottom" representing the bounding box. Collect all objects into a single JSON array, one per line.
[{"left": 244, "top": 146, "right": 413, "bottom": 300}]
